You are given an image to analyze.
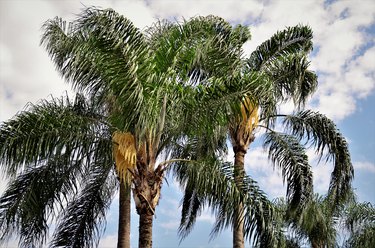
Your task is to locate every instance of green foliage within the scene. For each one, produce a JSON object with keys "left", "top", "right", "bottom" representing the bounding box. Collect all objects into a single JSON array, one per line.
[
  {"left": 283, "top": 110, "right": 354, "bottom": 207},
  {"left": 343, "top": 202, "right": 375, "bottom": 248},
  {"left": 263, "top": 132, "right": 312, "bottom": 211},
  {"left": 0, "top": 7, "right": 355, "bottom": 248},
  {"left": 0, "top": 94, "right": 115, "bottom": 247}
]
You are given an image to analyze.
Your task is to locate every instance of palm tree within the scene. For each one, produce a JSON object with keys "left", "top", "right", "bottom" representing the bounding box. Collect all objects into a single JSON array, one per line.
[
  {"left": 274, "top": 193, "right": 374, "bottom": 248},
  {"left": 342, "top": 201, "right": 375, "bottom": 247},
  {"left": 175, "top": 25, "right": 354, "bottom": 248},
  {"left": 274, "top": 195, "right": 339, "bottom": 248},
  {"left": 0, "top": 8, "right": 273, "bottom": 248}
]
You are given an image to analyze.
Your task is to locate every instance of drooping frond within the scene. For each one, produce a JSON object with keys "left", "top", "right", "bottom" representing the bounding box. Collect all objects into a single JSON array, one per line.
[
  {"left": 50, "top": 162, "right": 117, "bottom": 248},
  {"left": 247, "top": 25, "right": 313, "bottom": 72},
  {"left": 178, "top": 180, "right": 204, "bottom": 240},
  {"left": 294, "top": 195, "right": 337, "bottom": 247},
  {"left": 112, "top": 132, "right": 137, "bottom": 183},
  {"left": 263, "top": 53, "right": 317, "bottom": 107},
  {"left": 41, "top": 9, "right": 148, "bottom": 130},
  {"left": 282, "top": 110, "right": 353, "bottom": 206},
  {"left": 0, "top": 94, "right": 107, "bottom": 177},
  {"left": 0, "top": 156, "right": 82, "bottom": 247},
  {"left": 263, "top": 132, "right": 313, "bottom": 211},
  {"left": 171, "top": 155, "right": 282, "bottom": 246},
  {"left": 0, "top": 93, "right": 114, "bottom": 247}
]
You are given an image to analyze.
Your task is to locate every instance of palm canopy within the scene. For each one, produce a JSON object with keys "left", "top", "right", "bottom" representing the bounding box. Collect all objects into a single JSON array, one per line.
[
  {"left": 0, "top": 8, "right": 273, "bottom": 248},
  {"left": 175, "top": 23, "right": 354, "bottom": 247}
]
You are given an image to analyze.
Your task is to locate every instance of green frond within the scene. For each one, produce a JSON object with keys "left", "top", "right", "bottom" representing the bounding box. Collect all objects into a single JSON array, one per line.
[
  {"left": 172, "top": 157, "right": 282, "bottom": 247},
  {"left": 178, "top": 185, "right": 204, "bottom": 240},
  {"left": 0, "top": 93, "right": 115, "bottom": 247},
  {"left": 344, "top": 225, "right": 375, "bottom": 248},
  {"left": 343, "top": 202, "right": 375, "bottom": 248},
  {"left": 295, "top": 195, "right": 337, "bottom": 247},
  {"left": 263, "top": 53, "right": 317, "bottom": 106},
  {"left": 345, "top": 202, "right": 375, "bottom": 232},
  {"left": 0, "top": 94, "right": 108, "bottom": 177},
  {"left": 50, "top": 163, "right": 117, "bottom": 248},
  {"left": 282, "top": 110, "right": 354, "bottom": 206},
  {"left": 263, "top": 132, "right": 313, "bottom": 211},
  {"left": 247, "top": 25, "right": 313, "bottom": 71},
  {"left": 147, "top": 15, "right": 247, "bottom": 83},
  {"left": 41, "top": 9, "right": 148, "bottom": 128},
  {"left": 0, "top": 156, "right": 82, "bottom": 247}
]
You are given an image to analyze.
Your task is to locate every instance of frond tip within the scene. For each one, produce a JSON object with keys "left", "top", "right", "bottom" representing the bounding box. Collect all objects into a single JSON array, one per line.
[{"left": 112, "top": 132, "right": 136, "bottom": 183}]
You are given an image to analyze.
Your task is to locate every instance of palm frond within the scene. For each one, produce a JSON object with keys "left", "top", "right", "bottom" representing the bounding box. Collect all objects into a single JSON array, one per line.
[
  {"left": 147, "top": 15, "right": 248, "bottom": 83},
  {"left": 0, "top": 156, "right": 82, "bottom": 247},
  {"left": 263, "top": 132, "right": 313, "bottom": 211},
  {"left": 263, "top": 53, "right": 317, "bottom": 107},
  {"left": 282, "top": 110, "right": 353, "bottom": 206},
  {"left": 344, "top": 225, "right": 375, "bottom": 248},
  {"left": 343, "top": 202, "right": 375, "bottom": 248},
  {"left": 0, "top": 94, "right": 108, "bottom": 176},
  {"left": 50, "top": 162, "right": 117, "bottom": 248},
  {"left": 172, "top": 157, "right": 282, "bottom": 247},
  {"left": 178, "top": 183, "right": 204, "bottom": 240},
  {"left": 294, "top": 195, "right": 337, "bottom": 247},
  {"left": 247, "top": 25, "right": 313, "bottom": 71},
  {"left": 41, "top": 9, "right": 148, "bottom": 129}
]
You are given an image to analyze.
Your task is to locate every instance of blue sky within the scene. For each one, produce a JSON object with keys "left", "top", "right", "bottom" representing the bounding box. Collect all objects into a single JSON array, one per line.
[{"left": 0, "top": 0, "right": 374, "bottom": 247}]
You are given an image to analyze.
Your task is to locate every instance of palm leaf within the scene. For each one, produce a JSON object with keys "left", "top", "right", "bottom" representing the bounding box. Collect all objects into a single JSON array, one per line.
[
  {"left": 0, "top": 94, "right": 108, "bottom": 176},
  {"left": 282, "top": 110, "right": 353, "bottom": 206},
  {"left": 0, "top": 156, "right": 81, "bottom": 247},
  {"left": 263, "top": 132, "right": 313, "bottom": 211},
  {"left": 263, "top": 53, "right": 317, "bottom": 107},
  {"left": 247, "top": 25, "right": 313, "bottom": 71},
  {"left": 171, "top": 155, "right": 281, "bottom": 246},
  {"left": 343, "top": 202, "right": 375, "bottom": 248},
  {"left": 50, "top": 162, "right": 117, "bottom": 248}
]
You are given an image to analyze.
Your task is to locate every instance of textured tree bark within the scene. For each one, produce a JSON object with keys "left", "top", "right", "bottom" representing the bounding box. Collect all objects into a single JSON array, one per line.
[
  {"left": 133, "top": 160, "right": 163, "bottom": 248},
  {"left": 233, "top": 148, "right": 246, "bottom": 248},
  {"left": 138, "top": 211, "right": 154, "bottom": 248},
  {"left": 117, "top": 181, "right": 131, "bottom": 248}
]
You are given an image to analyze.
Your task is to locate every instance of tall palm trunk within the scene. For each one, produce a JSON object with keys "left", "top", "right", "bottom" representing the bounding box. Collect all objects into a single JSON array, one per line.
[
  {"left": 230, "top": 127, "right": 255, "bottom": 248},
  {"left": 118, "top": 181, "right": 131, "bottom": 248},
  {"left": 233, "top": 147, "right": 246, "bottom": 248}
]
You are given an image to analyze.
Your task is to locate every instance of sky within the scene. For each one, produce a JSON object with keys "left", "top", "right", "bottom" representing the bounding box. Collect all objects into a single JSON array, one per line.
[{"left": 0, "top": 0, "right": 374, "bottom": 247}]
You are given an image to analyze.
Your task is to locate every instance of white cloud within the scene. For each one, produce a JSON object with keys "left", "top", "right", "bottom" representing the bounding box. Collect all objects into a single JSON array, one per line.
[
  {"left": 242, "top": 147, "right": 286, "bottom": 198},
  {"left": 98, "top": 234, "right": 117, "bottom": 248},
  {"left": 148, "top": 0, "right": 264, "bottom": 23},
  {"left": 354, "top": 161, "right": 375, "bottom": 173},
  {"left": 312, "top": 165, "right": 332, "bottom": 194},
  {"left": 196, "top": 208, "right": 215, "bottom": 224},
  {"left": 159, "top": 219, "right": 180, "bottom": 230}
]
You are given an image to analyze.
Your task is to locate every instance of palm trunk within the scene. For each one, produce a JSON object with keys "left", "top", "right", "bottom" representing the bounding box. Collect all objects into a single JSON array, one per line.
[
  {"left": 118, "top": 181, "right": 131, "bottom": 248},
  {"left": 233, "top": 148, "right": 246, "bottom": 248},
  {"left": 138, "top": 211, "right": 154, "bottom": 248},
  {"left": 133, "top": 161, "right": 163, "bottom": 248}
]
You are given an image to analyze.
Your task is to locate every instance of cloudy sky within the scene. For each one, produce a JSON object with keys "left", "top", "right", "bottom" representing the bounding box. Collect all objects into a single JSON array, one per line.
[{"left": 1, "top": 0, "right": 374, "bottom": 247}]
